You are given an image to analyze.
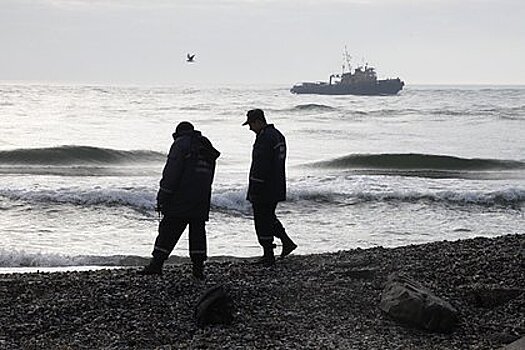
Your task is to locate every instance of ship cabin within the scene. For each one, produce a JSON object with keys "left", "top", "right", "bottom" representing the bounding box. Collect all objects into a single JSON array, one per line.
[{"left": 329, "top": 65, "right": 378, "bottom": 85}]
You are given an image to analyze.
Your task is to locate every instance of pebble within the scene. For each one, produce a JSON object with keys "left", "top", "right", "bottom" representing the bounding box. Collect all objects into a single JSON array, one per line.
[{"left": 0, "top": 234, "right": 523, "bottom": 349}]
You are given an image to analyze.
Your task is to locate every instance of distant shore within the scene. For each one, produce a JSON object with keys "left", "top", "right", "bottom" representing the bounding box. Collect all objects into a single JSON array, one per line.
[{"left": 1, "top": 234, "right": 523, "bottom": 349}]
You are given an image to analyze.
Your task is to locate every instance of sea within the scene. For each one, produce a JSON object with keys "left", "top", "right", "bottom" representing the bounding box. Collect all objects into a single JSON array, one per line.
[{"left": 0, "top": 84, "right": 524, "bottom": 271}]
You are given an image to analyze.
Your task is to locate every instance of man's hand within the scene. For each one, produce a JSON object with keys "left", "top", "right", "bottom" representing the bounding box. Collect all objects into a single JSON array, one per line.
[{"left": 156, "top": 190, "right": 172, "bottom": 215}]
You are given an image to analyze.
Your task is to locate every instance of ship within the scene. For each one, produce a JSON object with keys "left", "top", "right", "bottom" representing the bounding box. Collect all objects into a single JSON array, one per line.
[{"left": 290, "top": 50, "right": 404, "bottom": 96}]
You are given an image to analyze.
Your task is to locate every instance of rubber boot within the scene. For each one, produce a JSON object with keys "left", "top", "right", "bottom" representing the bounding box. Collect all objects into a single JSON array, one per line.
[
  {"left": 192, "top": 260, "right": 205, "bottom": 280},
  {"left": 139, "top": 257, "right": 164, "bottom": 275},
  {"left": 280, "top": 232, "right": 297, "bottom": 259},
  {"left": 263, "top": 246, "right": 276, "bottom": 266},
  {"left": 251, "top": 244, "right": 276, "bottom": 267}
]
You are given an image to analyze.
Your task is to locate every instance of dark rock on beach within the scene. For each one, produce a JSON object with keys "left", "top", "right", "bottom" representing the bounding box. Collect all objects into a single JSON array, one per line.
[
  {"left": 194, "top": 284, "right": 233, "bottom": 328},
  {"left": 0, "top": 234, "right": 523, "bottom": 349},
  {"left": 379, "top": 273, "right": 458, "bottom": 333}
]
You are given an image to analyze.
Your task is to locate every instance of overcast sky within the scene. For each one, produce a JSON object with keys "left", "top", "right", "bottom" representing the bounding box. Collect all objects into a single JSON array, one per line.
[{"left": 1, "top": 0, "right": 524, "bottom": 86}]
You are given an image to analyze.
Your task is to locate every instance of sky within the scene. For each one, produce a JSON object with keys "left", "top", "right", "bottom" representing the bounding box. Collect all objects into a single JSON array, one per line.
[{"left": 1, "top": 0, "right": 524, "bottom": 86}]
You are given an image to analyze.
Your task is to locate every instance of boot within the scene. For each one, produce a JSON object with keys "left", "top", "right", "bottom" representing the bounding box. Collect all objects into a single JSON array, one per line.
[
  {"left": 192, "top": 261, "right": 205, "bottom": 280},
  {"left": 280, "top": 233, "right": 297, "bottom": 259},
  {"left": 138, "top": 257, "right": 164, "bottom": 275},
  {"left": 274, "top": 227, "right": 297, "bottom": 259},
  {"left": 251, "top": 246, "right": 275, "bottom": 267}
]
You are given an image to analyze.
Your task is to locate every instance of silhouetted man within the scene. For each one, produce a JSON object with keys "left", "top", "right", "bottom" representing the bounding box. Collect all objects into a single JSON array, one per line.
[
  {"left": 242, "top": 109, "right": 297, "bottom": 266},
  {"left": 141, "top": 121, "right": 220, "bottom": 278}
]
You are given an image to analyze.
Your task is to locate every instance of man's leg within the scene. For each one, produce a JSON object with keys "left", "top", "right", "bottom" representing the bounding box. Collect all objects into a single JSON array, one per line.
[
  {"left": 141, "top": 216, "right": 187, "bottom": 275},
  {"left": 189, "top": 220, "right": 207, "bottom": 279},
  {"left": 271, "top": 208, "right": 297, "bottom": 258},
  {"left": 252, "top": 202, "right": 276, "bottom": 266}
]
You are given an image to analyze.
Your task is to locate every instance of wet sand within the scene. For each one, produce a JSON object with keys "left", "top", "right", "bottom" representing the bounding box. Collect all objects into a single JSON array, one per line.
[{"left": 1, "top": 234, "right": 523, "bottom": 349}]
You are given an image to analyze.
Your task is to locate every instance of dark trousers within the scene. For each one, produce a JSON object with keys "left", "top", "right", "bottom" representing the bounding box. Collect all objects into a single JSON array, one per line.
[
  {"left": 152, "top": 216, "right": 207, "bottom": 264},
  {"left": 252, "top": 201, "right": 287, "bottom": 249}
]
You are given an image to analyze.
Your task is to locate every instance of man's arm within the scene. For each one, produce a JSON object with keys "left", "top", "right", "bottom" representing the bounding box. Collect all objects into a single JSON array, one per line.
[
  {"left": 249, "top": 135, "right": 273, "bottom": 200},
  {"left": 157, "top": 141, "right": 186, "bottom": 212},
  {"left": 160, "top": 142, "right": 186, "bottom": 193}
]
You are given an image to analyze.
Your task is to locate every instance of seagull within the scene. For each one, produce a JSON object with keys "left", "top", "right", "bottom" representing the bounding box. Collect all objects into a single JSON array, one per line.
[{"left": 186, "top": 54, "right": 195, "bottom": 63}]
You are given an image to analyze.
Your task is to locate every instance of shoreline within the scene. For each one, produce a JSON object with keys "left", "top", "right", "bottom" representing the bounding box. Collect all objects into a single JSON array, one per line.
[{"left": 1, "top": 234, "right": 523, "bottom": 349}]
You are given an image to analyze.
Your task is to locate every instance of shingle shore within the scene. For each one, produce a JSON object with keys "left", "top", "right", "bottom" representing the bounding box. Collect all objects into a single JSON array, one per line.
[{"left": 1, "top": 234, "right": 523, "bottom": 349}]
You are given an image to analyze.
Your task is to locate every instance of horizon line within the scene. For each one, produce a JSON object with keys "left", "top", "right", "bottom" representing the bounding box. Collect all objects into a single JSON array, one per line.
[{"left": 1, "top": 80, "right": 525, "bottom": 88}]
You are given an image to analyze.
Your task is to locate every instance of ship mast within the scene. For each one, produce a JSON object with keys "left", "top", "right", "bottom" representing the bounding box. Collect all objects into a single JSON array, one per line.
[{"left": 343, "top": 46, "right": 352, "bottom": 74}]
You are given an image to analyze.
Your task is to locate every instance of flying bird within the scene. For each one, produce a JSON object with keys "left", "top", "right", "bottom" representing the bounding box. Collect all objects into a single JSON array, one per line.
[{"left": 186, "top": 54, "right": 195, "bottom": 63}]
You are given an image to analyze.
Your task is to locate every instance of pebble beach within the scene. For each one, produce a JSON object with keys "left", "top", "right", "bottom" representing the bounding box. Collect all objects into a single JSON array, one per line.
[{"left": 1, "top": 233, "right": 524, "bottom": 349}]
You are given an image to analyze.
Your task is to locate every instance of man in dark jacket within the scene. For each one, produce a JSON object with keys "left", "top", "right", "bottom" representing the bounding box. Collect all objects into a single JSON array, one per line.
[
  {"left": 141, "top": 121, "right": 220, "bottom": 278},
  {"left": 242, "top": 109, "right": 297, "bottom": 266}
]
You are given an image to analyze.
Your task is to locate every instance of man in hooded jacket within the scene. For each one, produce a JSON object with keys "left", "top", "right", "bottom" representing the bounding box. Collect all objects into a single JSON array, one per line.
[{"left": 141, "top": 121, "right": 220, "bottom": 278}]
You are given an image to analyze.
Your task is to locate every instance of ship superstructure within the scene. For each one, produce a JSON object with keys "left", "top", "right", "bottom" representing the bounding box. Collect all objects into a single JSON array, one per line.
[{"left": 291, "top": 49, "right": 404, "bottom": 96}]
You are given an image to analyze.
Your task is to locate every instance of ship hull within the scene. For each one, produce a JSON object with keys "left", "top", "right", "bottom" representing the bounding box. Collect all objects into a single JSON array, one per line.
[{"left": 290, "top": 78, "right": 404, "bottom": 96}]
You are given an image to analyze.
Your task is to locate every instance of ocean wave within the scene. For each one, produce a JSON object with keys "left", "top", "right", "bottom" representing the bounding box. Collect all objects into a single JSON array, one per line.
[
  {"left": 0, "top": 145, "right": 165, "bottom": 166},
  {"left": 311, "top": 153, "right": 525, "bottom": 171},
  {"left": 211, "top": 189, "right": 252, "bottom": 214},
  {"left": 0, "top": 249, "right": 149, "bottom": 268},
  {"left": 0, "top": 186, "right": 250, "bottom": 214},
  {"left": 289, "top": 104, "right": 337, "bottom": 112},
  {"left": 365, "top": 108, "right": 418, "bottom": 116},
  {"left": 332, "top": 106, "right": 525, "bottom": 118},
  {"left": 285, "top": 185, "right": 525, "bottom": 207},
  {"left": 351, "top": 188, "right": 525, "bottom": 207},
  {"left": 0, "top": 187, "right": 156, "bottom": 213},
  {"left": 182, "top": 88, "right": 200, "bottom": 94},
  {"left": 91, "top": 87, "right": 110, "bottom": 94},
  {"left": 427, "top": 106, "right": 525, "bottom": 118},
  {"left": 1, "top": 184, "right": 522, "bottom": 214},
  {"left": 0, "top": 186, "right": 251, "bottom": 214},
  {"left": 211, "top": 186, "right": 525, "bottom": 211},
  {"left": 0, "top": 165, "right": 157, "bottom": 177},
  {"left": 479, "top": 105, "right": 525, "bottom": 114}
]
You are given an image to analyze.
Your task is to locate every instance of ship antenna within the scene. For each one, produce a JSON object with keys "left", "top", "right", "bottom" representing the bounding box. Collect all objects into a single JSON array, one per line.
[
  {"left": 344, "top": 45, "right": 352, "bottom": 73},
  {"left": 341, "top": 50, "right": 345, "bottom": 75}
]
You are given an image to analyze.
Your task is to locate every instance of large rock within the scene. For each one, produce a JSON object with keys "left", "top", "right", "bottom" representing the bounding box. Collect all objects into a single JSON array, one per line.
[
  {"left": 379, "top": 273, "right": 458, "bottom": 333},
  {"left": 500, "top": 336, "right": 525, "bottom": 350},
  {"left": 194, "top": 284, "right": 233, "bottom": 328}
]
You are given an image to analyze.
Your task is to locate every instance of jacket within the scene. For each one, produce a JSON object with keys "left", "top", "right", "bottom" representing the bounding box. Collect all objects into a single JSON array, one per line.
[
  {"left": 158, "top": 129, "right": 220, "bottom": 220},
  {"left": 247, "top": 124, "right": 286, "bottom": 203}
]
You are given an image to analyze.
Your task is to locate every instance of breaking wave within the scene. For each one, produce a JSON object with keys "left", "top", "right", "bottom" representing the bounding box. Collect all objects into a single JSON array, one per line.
[
  {"left": 283, "top": 185, "right": 525, "bottom": 207},
  {"left": 0, "top": 249, "right": 150, "bottom": 268},
  {"left": 0, "top": 146, "right": 165, "bottom": 165},
  {"left": 0, "top": 187, "right": 157, "bottom": 213},
  {"left": 0, "top": 165, "right": 157, "bottom": 177},
  {"left": 312, "top": 153, "right": 525, "bottom": 171},
  {"left": 350, "top": 188, "right": 525, "bottom": 207},
  {"left": 212, "top": 187, "right": 525, "bottom": 210},
  {"left": 1, "top": 184, "right": 523, "bottom": 214}
]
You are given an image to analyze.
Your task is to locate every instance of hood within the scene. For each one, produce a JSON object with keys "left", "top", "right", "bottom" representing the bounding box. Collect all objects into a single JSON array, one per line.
[{"left": 173, "top": 129, "right": 201, "bottom": 140}]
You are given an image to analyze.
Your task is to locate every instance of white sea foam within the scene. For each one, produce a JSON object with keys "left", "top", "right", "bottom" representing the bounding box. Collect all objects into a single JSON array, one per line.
[
  {"left": 0, "top": 248, "right": 88, "bottom": 267},
  {"left": 211, "top": 188, "right": 251, "bottom": 214},
  {"left": 352, "top": 187, "right": 525, "bottom": 206},
  {"left": 0, "top": 249, "right": 146, "bottom": 269},
  {"left": 0, "top": 187, "right": 156, "bottom": 212},
  {"left": 1, "top": 184, "right": 523, "bottom": 213}
]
